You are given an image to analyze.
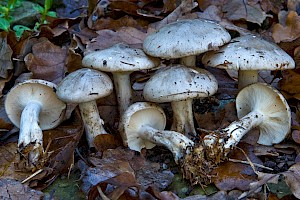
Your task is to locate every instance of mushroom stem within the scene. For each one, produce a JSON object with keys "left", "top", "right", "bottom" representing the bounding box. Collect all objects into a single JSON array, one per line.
[
  {"left": 79, "top": 101, "right": 108, "bottom": 147},
  {"left": 180, "top": 56, "right": 196, "bottom": 68},
  {"left": 18, "top": 101, "right": 43, "bottom": 164},
  {"left": 112, "top": 72, "right": 132, "bottom": 116},
  {"left": 171, "top": 99, "right": 196, "bottom": 135},
  {"left": 139, "top": 125, "right": 194, "bottom": 162},
  {"left": 203, "top": 110, "right": 264, "bottom": 160},
  {"left": 238, "top": 70, "right": 258, "bottom": 90}
]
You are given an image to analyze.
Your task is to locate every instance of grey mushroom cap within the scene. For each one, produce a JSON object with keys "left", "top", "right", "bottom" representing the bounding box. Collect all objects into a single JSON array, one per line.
[
  {"left": 202, "top": 35, "right": 295, "bottom": 70},
  {"left": 56, "top": 68, "right": 113, "bottom": 103},
  {"left": 143, "top": 19, "right": 231, "bottom": 59},
  {"left": 121, "top": 102, "right": 166, "bottom": 151},
  {"left": 143, "top": 65, "right": 218, "bottom": 103},
  {"left": 82, "top": 43, "right": 160, "bottom": 72},
  {"left": 5, "top": 79, "right": 66, "bottom": 130},
  {"left": 236, "top": 83, "right": 291, "bottom": 145}
]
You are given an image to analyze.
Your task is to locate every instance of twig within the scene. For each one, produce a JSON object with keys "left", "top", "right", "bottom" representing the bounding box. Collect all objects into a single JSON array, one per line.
[
  {"left": 229, "top": 158, "right": 273, "bottom": 171},
  {"left": 21, "top": 169, "right": 43, "bottom": 183}
]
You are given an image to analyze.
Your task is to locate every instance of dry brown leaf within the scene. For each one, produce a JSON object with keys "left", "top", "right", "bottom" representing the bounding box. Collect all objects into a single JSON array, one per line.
[
  {"left": 197, "top": 0, "right": 227, "bottom": 11},
  {"left": 279, "top": 69, "right": 300, "bottom": 99},
  {"left": 0, "top": 178, "right": 44, "bottom": 199},
  {"left": 222, "top": 0, "right": 270, "bottom": 25},
  {"left": 259, "top": 0, "right": 283, "bottom": 14},
  {"left": 85, "top": 26, "right": 146, "bottom": 54},
  {"left": 93, "top": 134, "right": 123, "bottom": 152},
  {"left": 0, "top": 32, "right": 13, "bottom": 79},
  {"left": 91, "top": 15, "right": 143, "bottom": 31},
  {"left": 272, "top": 11, "right": 300, "bottom": 43},
  {"left": 24, "top": 39, "right": 67, "bottom": 84},
  {"left": 195, "top": 101, "right": 238, "bottom": 131},
  {"left": 81, "top": 150, "right": 140, "bottom": 199},
  {"left": 212, "top": 143, "right": 261, "bottom": 191}
]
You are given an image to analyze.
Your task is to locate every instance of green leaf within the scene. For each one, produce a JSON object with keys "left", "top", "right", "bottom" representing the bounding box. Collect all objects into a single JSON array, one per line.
[
  {"left": 46, "top": 11, "right": 57, "bottom": 18},
  {"left": 33, "top": 4, "right": 45, "bottom": 13},
  {"left": 44, "top": 0, "right": 52, "bottom": 12},
  {"left": 0, "top": 18, "right": 10, "bottom": 31},
  {"left": 13, "top": 25, "right": 31, "bottom": 39}
]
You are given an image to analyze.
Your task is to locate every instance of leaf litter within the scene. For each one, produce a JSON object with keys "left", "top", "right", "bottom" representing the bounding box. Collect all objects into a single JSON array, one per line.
[{"left": 0, "top": 0, "right": 300, "bottom": 199}]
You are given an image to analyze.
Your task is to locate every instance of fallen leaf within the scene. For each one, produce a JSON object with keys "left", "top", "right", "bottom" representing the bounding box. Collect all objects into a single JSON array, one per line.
[
  {"left": 259, "top": 0, "right": 283, "bottom": 14},
  {"left": 93, "top": 133, "right": 123, "bottom": 152},
  {"left": 222, "top": 0, "right": 271, "bottom": 25},
  {"left": 85, "top": 26, "right": 146, "bottom": 54},
  {"left": 90, "top": 15, "right": 143, "bottom": 31},
  {"left": 0, "top": 32, "right": 13, "bottom": 79},
  {"left": 212, "top": 143, "right": 261, "bottom": 191},
  {"left": 279, "top": 69, "right": 300, "bottom": 99},
  {"left": 272, "top": 11, "right": 300, "bottom": 43},
  {"left": 0, "top": 178, "right": 44, "bottom": 199},
  {"left": 24, "top": 39, "right": 68, "bottom": 84}
]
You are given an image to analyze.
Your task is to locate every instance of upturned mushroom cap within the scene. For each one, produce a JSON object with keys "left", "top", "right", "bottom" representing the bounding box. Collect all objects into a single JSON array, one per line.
[
  {"left": 202, "top": 35, "right": 295, "bottom": 71},
  {"left": 143, "top": 19, "right": 231, "bottom": 59},
  {"left": 236, "top": 83, "right": 291, "bottom": 145},
  {"left": 143, "top": 65, "right": 218, "bottom": 102},
  {"left": 5, "top": 79, "right": 66, "bottom": 130},
  {"left": 82, "top": 43, "right": 160, "bottom": 72},
  {"left": 56, "top": 68, "right": 113, "bottom": 103},
  {"left": 121, "top": 102, "right": 166, "bottom": 151}
]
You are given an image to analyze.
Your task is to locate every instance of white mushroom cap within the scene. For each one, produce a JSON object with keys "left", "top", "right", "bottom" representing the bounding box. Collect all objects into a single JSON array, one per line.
[
  {"left": 202, "top": 35, "right": 295, "bottom": 71},
  {"left": 143, "top": 19, "right": 231, "bottom": 59},
  {"left": 121, "top": 102, "right": 166, "bottom": 151},
  {"left": 82, "top": 43, "right": 160, "bottom": 72},
  {"left": 56, "top": 68, "right": 113, "bottom": 103},
  {"left": 236, "top": 82, "right": 291, "bottom": 145},
  {"left": 143, "top": 65, "right": 218, "bottom": 102},
  {"left": 5, "top": 79, "right": 66, "bottom": 130}
]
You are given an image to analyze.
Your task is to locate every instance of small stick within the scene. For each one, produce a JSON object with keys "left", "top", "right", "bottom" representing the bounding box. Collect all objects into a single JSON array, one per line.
[
  {"left": 229, "top": 158, "right": 273, "bottom": 171},
  {"left": 21, "top": 169, "right": 43, "bottom": 183}
]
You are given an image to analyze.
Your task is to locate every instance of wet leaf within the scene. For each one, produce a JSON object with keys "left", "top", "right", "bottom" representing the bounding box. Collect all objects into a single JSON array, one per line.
[
  {"left": 0, "top": 32, "right": 13, "bottom": 79},
  {"left": 272, "top": 11, "right": 300, "bottom": 43},
  {"left": 0, "top": 178, "right": 44, "bottom": 199},
  {"left": 24, "top": 39, "right": 68, "bottom": 84}
]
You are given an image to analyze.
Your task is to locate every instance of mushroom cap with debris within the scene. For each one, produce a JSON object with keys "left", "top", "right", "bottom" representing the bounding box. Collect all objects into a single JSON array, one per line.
[
  {"left": 56, "top": 68, "right": 113, "bottom": 103},
  {"left": 143, "top": 65, "right": 218, "bottom": 102},
  {"left": 143, "top": 19, "right": 231, "bottom": 59},
  {"left": 202, "top": 35, "right": 295, "bottom": 71},
  {"left": 82, "top": 43, "right": 160, "bottom": 72}
]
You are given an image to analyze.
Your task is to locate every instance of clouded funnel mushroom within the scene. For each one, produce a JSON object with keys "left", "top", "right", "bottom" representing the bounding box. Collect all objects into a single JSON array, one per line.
[
  {"left": 56, "top": 68, "right": 113, "bottom": 148},
  {"left": 5, "top": 79, "right": 66, "bottom": 167},
  {"left": 203, "top": 83, "right": 291, "bottom": 161},
  {"left": 202, "top": 35, "right": 295, "bottom": 90},
  {"left": 82, "top": 43, "right": 160, "bottom": 116},
  {"left": 120, "top": 101, "right": 194, "bottom": 162},
  {"left": 143, "top": 19, "right": 231, "bottom": 68},
  {"left": 143, "top": 65, "right": 218, "bottom": 135}
]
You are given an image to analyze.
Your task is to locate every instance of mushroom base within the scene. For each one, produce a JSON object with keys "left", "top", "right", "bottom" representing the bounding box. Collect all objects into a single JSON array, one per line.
[{"left": 181, "top": 143, "right": 222, "bottom": 185}]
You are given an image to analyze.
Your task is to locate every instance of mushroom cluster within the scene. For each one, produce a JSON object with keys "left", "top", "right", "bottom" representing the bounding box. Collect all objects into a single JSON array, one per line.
[{"left": 4, "top": 17, "right": 294, "bottom": 186}]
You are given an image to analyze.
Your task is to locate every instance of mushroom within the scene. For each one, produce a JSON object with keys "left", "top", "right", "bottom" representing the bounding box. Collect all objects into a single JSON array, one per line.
[
  {"left": 5, "top": 79, "right": 66, "bottom": 166},
  {"left": 82, "top": 43, "right": 160, "bottom": 116},
  {"left": 143, "top": 19, "right": 231, "bottom": 68},
  {"left": 202, "top": 35, "right": 295, "bottom": 90},
  {"left": 203, "top": 83, "right": 291, "bottom": 160},
  {"left": 56, "top": 68, "right": 113, "bottom": 148},
  {"left": 143, "top": 65, "right": 218, "bottom": 135},
  {"left": 120, "top": 101, "right": 194, "bottom": 162}
]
